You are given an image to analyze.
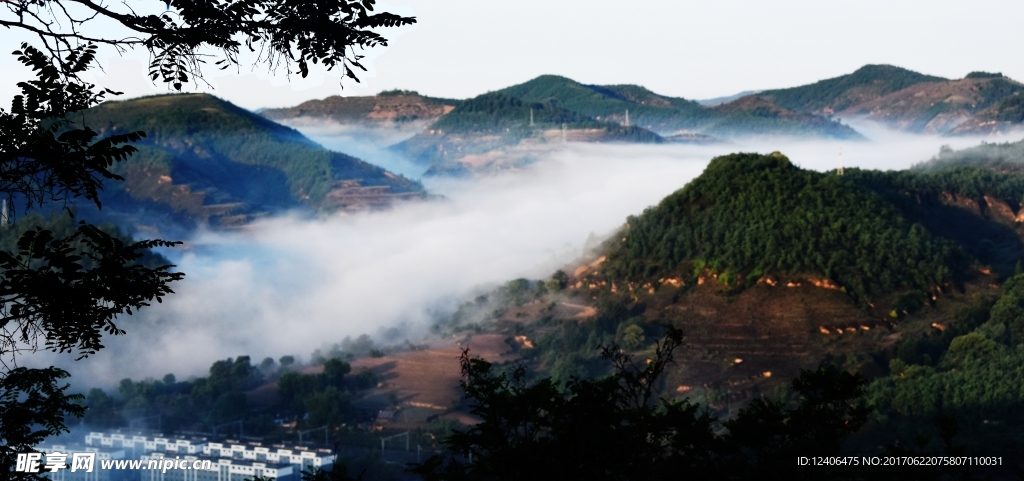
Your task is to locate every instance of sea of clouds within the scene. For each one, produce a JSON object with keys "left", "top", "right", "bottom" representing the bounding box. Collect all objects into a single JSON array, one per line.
[{"left": 28, "top": 122, "right": 1000, "bottom": 388}]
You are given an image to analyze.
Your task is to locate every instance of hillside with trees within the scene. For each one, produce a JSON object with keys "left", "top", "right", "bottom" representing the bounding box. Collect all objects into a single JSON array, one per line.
[
  {"left": 69, "top": 142, "right": 1024, "bottom": 475},
  {"left": 392, "top": 91, "right": 664, "bottom": 174},
  {"left": 757, "top": 64, "right": 947, "bottom": 115},
  {"left": 261, "top": 91, "right": 460, "bottom": 126},
  {"left": 753, "top": 65, "right": 1024, "bottom": 135},
  {"left": 498, "top": 75, "right": 862, "bottom": 140},
  {"left": 948, "top": 91, "right": 1024, "bottom": 136},
  {"left": 81, "top": 94, "right": 425, "bottom": 230},
  {"left": 409, "top": 145, "right": 1024, "bottom": 470},
  {"left": 840, "top": 75, "right": 1024, "bottom": 134}
]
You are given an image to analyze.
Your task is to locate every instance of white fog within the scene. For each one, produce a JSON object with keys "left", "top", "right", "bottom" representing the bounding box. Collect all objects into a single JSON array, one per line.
[{"left": 31, "top": 124, "right": 998, "bottom": 388}]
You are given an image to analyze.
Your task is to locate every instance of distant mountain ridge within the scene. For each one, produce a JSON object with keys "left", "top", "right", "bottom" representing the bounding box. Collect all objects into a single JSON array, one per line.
[
  {"left": 261, "top": 90, "right": 460, "bottom": 126},
  {"left": 753, "top": 65, "right": 1024, "bottom": 135},
  {"left": 261, "top": 65, "right": 1024, "bottom": 176},
  {"left": 81, "top": 94, "right": 425, "bottom": 231},
  {"left": 757, "top": 64, "right": 948, "bottom": 115}
]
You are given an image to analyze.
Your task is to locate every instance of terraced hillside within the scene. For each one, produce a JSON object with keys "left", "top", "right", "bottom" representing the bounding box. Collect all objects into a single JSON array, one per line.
[
  {"left": 261, "top": 90, "right": 459, "bottom": 126},
  {"left": 754, "top": 65, "right": 1024, "bottom": 134},
  {"left": 425, "top": 147, "right": 1024, "bottom": 456},
  {"left": 81, "top": 94, "right": 425, "bottom": 230}
]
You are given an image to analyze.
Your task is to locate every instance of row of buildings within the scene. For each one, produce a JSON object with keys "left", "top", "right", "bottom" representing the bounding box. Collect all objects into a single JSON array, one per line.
[{"left": 36, "top": 432, "right": 336, "bottom": 481}]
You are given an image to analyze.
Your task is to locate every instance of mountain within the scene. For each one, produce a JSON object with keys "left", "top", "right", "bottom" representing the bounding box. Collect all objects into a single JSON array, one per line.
[
  {"left": 388, "top": 77, "right": 862, "bottom": 174},
  {"left": 705, "top": 96, "right": 860, "bottom": 139},
  {"left": 697, "top": 90, "right": 762, "bottom": 106},
  {"left": 838, "top": 74, "right": 1024, "bottom": 134},
  {"left": 392, "top": 90, "right": 665, "bottom": 174},
  {"left": 946, "top": 91, "right": 1024, "bottom": 136},
  {"left": 757, "top": 64, "right": 948, "bottom": 115},
  {"left": 81, "top": 94, "right": 424, "bottom": 231},
  {"left": 260, "top": 90, "right": 460, "bottom": 127},
  {"left": 431, "top": 146, "right": 1024, "bottom": 455},
  {"left": 262, "top": 75, "right": 872, "bottom": 176},
  {"left": 495, "top": 75, "right": 861, "bottom": 139},
  {"left": 496, "top": 75, "right": 707, "bottom": 134},
  {"left": 754, "top": 65, "right": 1024, "bottom": 134}
]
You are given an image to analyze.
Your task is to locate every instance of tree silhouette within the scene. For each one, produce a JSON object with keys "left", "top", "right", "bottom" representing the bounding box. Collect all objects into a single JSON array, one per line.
[
  {"left": 0, "top": 1, "right": 414, "bottom": 477},
  {"left": 412, "top": 327, "right": 872, "bottom": 481}
]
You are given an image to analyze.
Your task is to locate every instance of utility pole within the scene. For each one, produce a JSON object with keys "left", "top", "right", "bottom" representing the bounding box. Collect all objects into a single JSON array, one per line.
[
  {"left": 529, "top": 108, "right": 534, "bottom": 127},
  {"left": 625, "top": 109, "right": 630, "bottom": 128},
  {"left": 562, "top": 123, "right": 566, "bottom": 143},
  {"left": 298, "top": 426, "right": 328, "bottom": 446},
  {"left": 380, "top": 431, "right": 410, "bottom": 463}
]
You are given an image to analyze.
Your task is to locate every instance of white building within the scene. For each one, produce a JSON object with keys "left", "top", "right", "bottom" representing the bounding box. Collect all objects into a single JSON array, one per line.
[
  {"left": 139, "top": 454, "right": 293, "bottom": 481},
  {"left": 39, "top": 443, "right": 131, "bottom": 481},
  {"left": 202, "top": 442, "right": 334, "bottom": 472},
  {"left": 84, "top": 432, "right": 335, "bottom": 474}
]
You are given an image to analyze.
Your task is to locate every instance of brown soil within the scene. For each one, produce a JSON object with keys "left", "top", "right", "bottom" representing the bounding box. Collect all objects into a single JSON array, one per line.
[{"left": 350, "top": 334, "right": 514, "bottom": 412}]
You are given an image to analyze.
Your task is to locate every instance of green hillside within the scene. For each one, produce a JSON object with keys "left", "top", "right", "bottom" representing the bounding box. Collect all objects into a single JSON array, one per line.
[
  {"left": 431, "top": 91, "right": 607, "bottom": 134},
  {"left": 600, "top": 152, "right": 967, "bottom": 305},
  {"left": 758, "top": 64, "right": 947, "bottom": 114},
  {"left": 444, "top": 147, "right": 1024, "bottom": 457},
  {"left": 497, "top": 75, "right": 862, "bottom": 139},
  {"left": 498, "top": 75, "right": 708, "bottom": 133},
  {"left": 947, "top": 92, "right": 1024, "bottom": 135},
  {"left": 82, "top": 94, "right": 423, "bottom": 224},
  {"left": 706, "top": 96, "right": 863, "bottom": 139},
  {"left": 428, "top": 91, "right": 660, "bottom": 141}
]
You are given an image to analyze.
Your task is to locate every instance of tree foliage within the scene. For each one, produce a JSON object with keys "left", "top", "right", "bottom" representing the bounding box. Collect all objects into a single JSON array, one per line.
[
  {"left": 1, "top": 0, "right": 413, "bottom": 476},
  {"left": 413, "top": 328, "right": 871, "bottom": 481},
  {"left": 602, "top": 152, "right": 967, "bottom": 305}
]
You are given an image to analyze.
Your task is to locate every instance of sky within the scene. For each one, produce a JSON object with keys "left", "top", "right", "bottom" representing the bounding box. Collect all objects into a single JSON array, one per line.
[{"left": 3, "top": 0, "right": 1024, "bottom": 110}]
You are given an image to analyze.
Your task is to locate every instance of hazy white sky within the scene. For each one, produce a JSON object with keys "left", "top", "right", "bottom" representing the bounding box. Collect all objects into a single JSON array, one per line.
[{"left": 3, "top": 0, "right": 1024, "bottom": 109}]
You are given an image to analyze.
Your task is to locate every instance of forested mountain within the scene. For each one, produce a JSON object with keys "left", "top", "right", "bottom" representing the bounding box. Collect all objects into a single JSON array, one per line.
[
  {"left": 497, "top": 75, "right": 706, "bottom": 133},
  {"left": 422, "top": 145, "right": 1024, "bottom": 461},
  {"left": 494, "top": 75, "right": 861, "bottom": 139},
  {"left": 705, "top": 96, "right": 860, "bottom": 138},
  {"left": 264, "top": 74, "right": 871, "bottom": 176},
  {"left": 260, "top": 90, "right": 460, "bottom": 126},
  {"left": 80, "top": 94, "right": 424, "bottom": 230},
  {"left": 753, "top": 65, "right": 1024, "bottom": 134},
  {"left": 261, "top": 67, "right": 1024, "bottom": 177},
  {"left": 391, "top": 90, "right": 665, "bottom": 174},
  {"left": 757, "top": 64, "right": 947, "bottom": 115},
  {"left": 840, "top": 74, "right": 1024, "bottom": 134},
  {"left": 947, "top": 91, "right": 1024, "bottom": 135}
]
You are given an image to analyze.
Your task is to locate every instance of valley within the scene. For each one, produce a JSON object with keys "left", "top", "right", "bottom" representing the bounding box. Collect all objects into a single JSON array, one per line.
[{"left": 38, "top": 64, "right": 1024, "bottom": 478}]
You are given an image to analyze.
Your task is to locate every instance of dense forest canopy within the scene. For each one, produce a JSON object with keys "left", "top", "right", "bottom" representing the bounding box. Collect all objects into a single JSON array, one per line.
[{"left": 601, "top": 152, "right": 970, "bottom": 305}]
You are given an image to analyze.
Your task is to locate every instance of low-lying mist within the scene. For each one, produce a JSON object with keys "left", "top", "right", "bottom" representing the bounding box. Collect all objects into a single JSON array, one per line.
[{"left": 32, "top": 124, "right": 1004, "bottom": 389}]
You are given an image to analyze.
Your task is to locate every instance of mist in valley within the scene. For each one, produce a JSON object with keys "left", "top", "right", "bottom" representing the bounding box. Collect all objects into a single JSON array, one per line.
[{"left": 30, "top": 123, "right": 1007, "bottom": 389}]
